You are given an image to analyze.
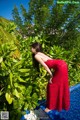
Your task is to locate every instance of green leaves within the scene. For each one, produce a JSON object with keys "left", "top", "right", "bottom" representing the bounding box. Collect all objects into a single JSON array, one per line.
[
  {"left": 32, "top": 93, "right": 38, "bottom": 101},
  {"left": 26, "top": 86, "right": 32, "bottom": 95},
  {"left": 13, "top": 89, "right": 20, "bottom": 98},
  {"left": 0, "top": 17, "right": 18, "bottom": 44},
  {"left": 17, "top": 76, "right": 26, "bottom": 83},
  {"left": 10, "top": 72, "right": 13, "bottom": 86},
  {"left": 0, "top": 56, "right": 3, "bottom": 63},
  {"left": 5, "top": 93, "right": 13, "bottom": 104},
  {"left": 1, "top": 62, "right": 7, "bottom": 70},
  {"left": 18, "top": 69, "right": 30, "bottom": 73}
]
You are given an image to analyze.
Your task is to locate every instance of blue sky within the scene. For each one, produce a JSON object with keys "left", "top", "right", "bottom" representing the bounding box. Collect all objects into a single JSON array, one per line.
[{"left": 0, "top": 0, "right": 30, "bottom": 20}]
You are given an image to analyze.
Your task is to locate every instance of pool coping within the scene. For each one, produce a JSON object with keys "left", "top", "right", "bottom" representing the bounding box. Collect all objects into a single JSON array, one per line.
[{"left": 70, "top": 83, "right": 80, "bottom": 92}]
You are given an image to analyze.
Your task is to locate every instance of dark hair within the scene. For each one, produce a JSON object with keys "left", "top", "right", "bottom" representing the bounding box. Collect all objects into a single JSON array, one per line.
[
  {"left": 31, "top": 42, "right": 42, "bottom": 52},
  {"left": 31, "top": 42, "right": 43, "bottom": 72}
]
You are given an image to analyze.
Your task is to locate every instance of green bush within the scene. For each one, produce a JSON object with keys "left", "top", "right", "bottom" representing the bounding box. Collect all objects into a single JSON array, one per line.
[{"left": 0, "top": 36, "right": 47, "bottom": 119}]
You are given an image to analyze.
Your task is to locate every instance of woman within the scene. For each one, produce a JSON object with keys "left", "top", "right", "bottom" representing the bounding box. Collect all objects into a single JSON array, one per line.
[{"left": 31, "top": 42, "right": 70, "bottom": 119}]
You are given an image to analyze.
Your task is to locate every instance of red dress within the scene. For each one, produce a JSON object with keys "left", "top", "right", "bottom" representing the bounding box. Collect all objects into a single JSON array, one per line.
[{"left": 44, "top": 59, "right": 70, "bottom": 111}]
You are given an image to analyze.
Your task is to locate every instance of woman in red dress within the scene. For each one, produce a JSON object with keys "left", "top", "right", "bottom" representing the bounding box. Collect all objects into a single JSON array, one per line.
[{"left": 31, "top": 42, "right": 70, "bottom": 119}]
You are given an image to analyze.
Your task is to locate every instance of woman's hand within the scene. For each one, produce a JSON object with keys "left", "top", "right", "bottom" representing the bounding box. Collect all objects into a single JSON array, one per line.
[{"left": 49, "top": 77, "right": 53, "bottom": 83}]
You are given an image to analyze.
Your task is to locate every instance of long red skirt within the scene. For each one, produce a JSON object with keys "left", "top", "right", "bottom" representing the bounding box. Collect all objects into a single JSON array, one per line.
[{"left": 44, "top": 59, "right": 70, "bottom": 111}]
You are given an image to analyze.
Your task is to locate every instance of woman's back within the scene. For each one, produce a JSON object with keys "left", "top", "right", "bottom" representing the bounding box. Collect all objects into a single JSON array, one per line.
[{"left": 35, "top": 52, "right": 53, "bottom": 62}]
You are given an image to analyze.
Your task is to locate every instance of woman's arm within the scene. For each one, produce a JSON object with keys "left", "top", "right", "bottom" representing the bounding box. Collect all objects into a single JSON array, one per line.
[{"left": 34, "top": 54, "right": 53, "bottom": 77}]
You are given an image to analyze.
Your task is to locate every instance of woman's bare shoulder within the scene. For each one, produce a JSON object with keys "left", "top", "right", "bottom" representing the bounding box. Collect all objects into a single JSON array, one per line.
[{"left": 36, "top": 52, "right": 52, "bottom": 59}]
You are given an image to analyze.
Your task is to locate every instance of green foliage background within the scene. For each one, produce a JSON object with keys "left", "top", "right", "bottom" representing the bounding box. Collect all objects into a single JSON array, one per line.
[{"left": 0, "top": 0, "right": 80, "bottom": 119}]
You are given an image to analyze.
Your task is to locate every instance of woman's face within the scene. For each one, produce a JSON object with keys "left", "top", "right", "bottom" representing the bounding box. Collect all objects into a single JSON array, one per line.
[{"left": 31, "top": 47, "right": 36, "bottom": 54}]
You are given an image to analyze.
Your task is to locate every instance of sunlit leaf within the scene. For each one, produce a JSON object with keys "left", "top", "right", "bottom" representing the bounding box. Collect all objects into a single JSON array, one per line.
[
  {"left": 18, "top": 69, "right": 30, "bottom": 73},
  {"left": 10, "top": 72, "right": 13, "bottom": 86},
  {"left": 5, "top": 93, "right": 13, "bottom": 104},
  {"left": 0, "top": 56, "right": 3, "bottom": 63},
  {"left": 17, "top": 76, "right": 26, "bottom": 83},
  {"left": 13, "top": 89, "right": 20, "bottom": 98}
]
